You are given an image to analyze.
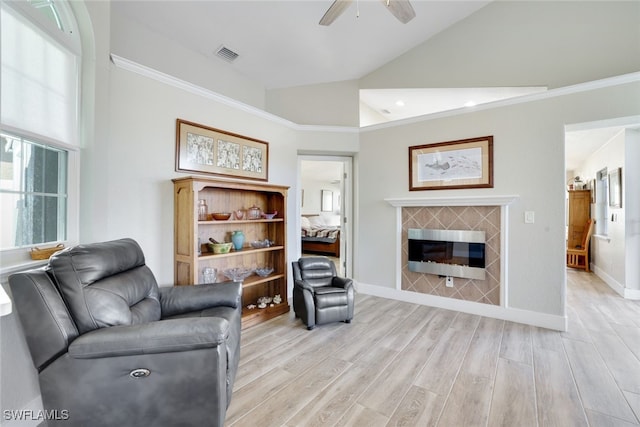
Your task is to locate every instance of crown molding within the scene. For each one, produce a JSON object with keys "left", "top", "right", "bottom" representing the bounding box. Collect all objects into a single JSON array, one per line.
[
  {"left": 110, "top": 54, "right": 639, "bottom": 135},
  {"left": 361, "top": 72, "right": 640, "bottom": 132},
  {"left": 109, "top": 54, "right": 358, "bottom": 134}
]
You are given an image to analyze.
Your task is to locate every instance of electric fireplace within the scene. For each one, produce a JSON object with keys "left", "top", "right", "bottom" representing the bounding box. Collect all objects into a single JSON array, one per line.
[{"left": 408, "top": 228, "right": 486, "bottom": 280}]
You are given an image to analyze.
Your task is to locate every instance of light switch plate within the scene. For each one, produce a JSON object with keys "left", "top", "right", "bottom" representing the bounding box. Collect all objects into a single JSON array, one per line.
[{"left": 525, "top": 211, "right": 535, "bottom": 224}]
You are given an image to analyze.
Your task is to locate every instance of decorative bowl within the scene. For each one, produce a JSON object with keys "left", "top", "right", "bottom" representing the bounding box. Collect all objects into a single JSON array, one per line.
[
  {"left": 261, "top": 211, "right": 277, "bottom": 219},
  {"left": 211, "top": 212, "right": 231, "bottom": 221},
  {"left": 250, "top": 239, "right": 272, "bottom": 249},
  {"left": 222, "top": 267, "right": 254, "bottom": 282},
  {"left": 209, "top": 242, "right": 232, "bottom": 254},
  {"left": 255, "top": 267, "right": 274, "bottom": 277}
]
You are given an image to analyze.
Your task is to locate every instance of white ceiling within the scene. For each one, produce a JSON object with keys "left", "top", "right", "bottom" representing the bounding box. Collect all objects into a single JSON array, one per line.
[
  {"left": 112, "top": 0, "right": 491, "bottom": 90},
  {"left": 359, "top": 86, "right": 549, "bottom": 124}
]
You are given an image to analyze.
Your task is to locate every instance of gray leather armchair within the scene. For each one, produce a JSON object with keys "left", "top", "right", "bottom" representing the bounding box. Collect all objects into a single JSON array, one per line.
[
  {"left": 9, "top": 238, "right": 241, "bottom": 427},
  {"left": 292, "top": 256, "right": 354, "bottom": 330}
]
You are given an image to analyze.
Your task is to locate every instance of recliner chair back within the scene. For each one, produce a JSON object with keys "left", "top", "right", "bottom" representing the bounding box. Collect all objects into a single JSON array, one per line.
[
  {"left": 9, "top": 267, "right": 79, "bottom": 372},
  {"left": 292, "top": 257, "right": 337, "bottom": 288},
  {"left": 49, "top": 238, "right": 161, "bottom": 334}
]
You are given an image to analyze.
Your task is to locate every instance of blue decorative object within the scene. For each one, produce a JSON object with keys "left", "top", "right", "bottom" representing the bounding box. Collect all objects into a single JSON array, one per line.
[{"left": 231, "top": 230, "right": 245, "bottom": 251}]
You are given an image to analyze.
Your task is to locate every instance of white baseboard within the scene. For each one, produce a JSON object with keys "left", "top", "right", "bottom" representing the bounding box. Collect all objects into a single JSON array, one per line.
[
  {"left": 591, "top": 265, "right": 640, "bottom": 299},
  {"left": 356, "top": 282, "right": 567, "bottom": 331},
  {"left": 624, "top": 288, "right": 640, "bottom": 299}
]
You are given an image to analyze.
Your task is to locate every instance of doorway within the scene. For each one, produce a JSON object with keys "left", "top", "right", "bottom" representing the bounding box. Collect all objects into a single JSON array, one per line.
[
  {"left": 298, "top": 155, "right": 353, "bottom": 277},
  {"left": 564, "top": 115, "right": 640, "bottom": 299}
]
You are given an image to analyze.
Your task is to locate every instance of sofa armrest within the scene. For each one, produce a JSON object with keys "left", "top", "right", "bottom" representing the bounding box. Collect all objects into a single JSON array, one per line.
[
  {"left": 294, "top": 279, "right": 315, "bottom": 293},
  {"left": 68, "top": 317, "right": 229, "bottom": 359},
  {"left": 331, "top": 276, "right": 353, "bottom": 290},
  {"left": 159, "top": 281, "right": 242, "bottom": 317}
]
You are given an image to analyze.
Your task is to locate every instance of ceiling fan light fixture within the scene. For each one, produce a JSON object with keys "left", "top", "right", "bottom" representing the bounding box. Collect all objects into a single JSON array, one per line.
[{"left": 319, "top": 0, "right": 415, "bottom": 25}]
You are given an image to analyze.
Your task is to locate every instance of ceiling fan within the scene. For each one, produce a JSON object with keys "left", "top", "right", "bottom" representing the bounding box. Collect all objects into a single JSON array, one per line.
[{"left": 319, "top": 0, "right": 416, "bottom": 26}]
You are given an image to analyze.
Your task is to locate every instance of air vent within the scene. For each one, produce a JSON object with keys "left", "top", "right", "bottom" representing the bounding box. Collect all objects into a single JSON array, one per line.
[{"left": 216, "top": 46, "right": 239, "bottom": 63}]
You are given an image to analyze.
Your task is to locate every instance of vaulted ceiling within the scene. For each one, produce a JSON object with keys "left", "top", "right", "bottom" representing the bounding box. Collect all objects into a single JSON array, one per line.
[
  {"left": 112, "top": 1, "right": 635, "bottom": 165},
  {"left": 112, "top": 1, "right": 491, "bottom": 90}
]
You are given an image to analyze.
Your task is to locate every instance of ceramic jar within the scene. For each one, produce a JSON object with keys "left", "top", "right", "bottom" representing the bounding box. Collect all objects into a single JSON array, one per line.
[
  {"left": 247, "top": 205, "right": 261, "bottom": 220},
  {"left": 231, "top": 230, "right": 245, "bottom": 251}
]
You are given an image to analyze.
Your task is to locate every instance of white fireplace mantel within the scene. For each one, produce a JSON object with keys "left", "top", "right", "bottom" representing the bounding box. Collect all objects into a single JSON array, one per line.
[
  {"left": 384, "top": 195, "right": 519, "bottom": 207},
  {"left": 384, "top": 194, "right": 519, "bottom": 311}
]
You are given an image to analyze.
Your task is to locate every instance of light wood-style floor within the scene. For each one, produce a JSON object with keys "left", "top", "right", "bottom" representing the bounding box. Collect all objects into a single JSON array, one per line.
[{"left": 226, "top": 269, "right": 640, "bottom": 426}]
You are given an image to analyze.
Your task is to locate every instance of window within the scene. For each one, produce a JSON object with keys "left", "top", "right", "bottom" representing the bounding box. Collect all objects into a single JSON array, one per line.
[
  {"left": 1, "top": 133, "right": 68, "bottom": 248},
  {"left": 594, "top": 168, "right": 608, "bottom": 236},
  {"left": 0, "top": 1, "right": 79, "bottom": 262}
]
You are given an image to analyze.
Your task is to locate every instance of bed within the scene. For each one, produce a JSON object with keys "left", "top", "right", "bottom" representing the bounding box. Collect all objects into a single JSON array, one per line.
[{"left": 301, "top": 215, "right": 340, "bottom": 258}]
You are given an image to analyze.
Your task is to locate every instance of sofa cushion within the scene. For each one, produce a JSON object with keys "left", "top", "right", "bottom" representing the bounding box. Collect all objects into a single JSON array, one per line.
[
  {"left": 49, "top": 238, "right": 161, "bottom": 334},
  {"left": 314, "top": 288, "right": 348, "bottom": 308}
]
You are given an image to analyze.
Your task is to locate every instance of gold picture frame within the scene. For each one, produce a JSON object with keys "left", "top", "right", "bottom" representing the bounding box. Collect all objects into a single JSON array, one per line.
[
  {"left": 409, "top": 136, "right": 493, "bottom": 191},
  {"left": 176, "top": 119, "right": 268, "bottom": 181}
]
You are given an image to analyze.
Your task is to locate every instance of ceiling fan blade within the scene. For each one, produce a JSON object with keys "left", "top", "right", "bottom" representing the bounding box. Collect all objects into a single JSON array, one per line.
[
  {"left": 382, "top": 0, "right": 416, "bottom": 24},
  {"left": 319, "top": 0, "right": 353, "bottom": 26}
]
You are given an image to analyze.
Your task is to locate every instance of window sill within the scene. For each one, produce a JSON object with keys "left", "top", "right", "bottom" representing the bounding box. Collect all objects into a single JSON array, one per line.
[
  {"left": 593, "top": 234, "right": 611, "bottom": 243},
  {"left": 1, "top": 259, "right": 48, "bottom": 277}
]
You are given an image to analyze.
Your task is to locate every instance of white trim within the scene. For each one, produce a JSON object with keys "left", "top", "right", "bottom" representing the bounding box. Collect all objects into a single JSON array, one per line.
[
  {"left": 592, "top": 264, "right": 640, "bottom": 300},
  {"left": 2, "top": 0, "right": 81, "bottom": 55},
  {"left": 624, "top": 288, "right": 640, "bottom": 300},
  {"left": 385, "top": 195, "right": 519, "bottom": 207},
  {"left": 362, "top": 73, "right": 640, "bottom": 132},
  {"left": 0, "top": 260, "right": 47, "bottom": 281},
  {"left": 357, "top": 282, "right": 567, "bottom": 331},
  {"left": 109, "top": 54, "right": 640, "bottom": 134}
]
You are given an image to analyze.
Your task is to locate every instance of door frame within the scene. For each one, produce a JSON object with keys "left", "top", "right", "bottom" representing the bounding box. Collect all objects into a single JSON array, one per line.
[{"left": 297, "top": 155, "right": 353, "bottom": 277}]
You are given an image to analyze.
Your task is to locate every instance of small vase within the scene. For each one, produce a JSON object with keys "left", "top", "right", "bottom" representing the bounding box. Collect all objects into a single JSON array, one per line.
[{"left": 231, "top": 230, "right": 245, "bottom": 251}]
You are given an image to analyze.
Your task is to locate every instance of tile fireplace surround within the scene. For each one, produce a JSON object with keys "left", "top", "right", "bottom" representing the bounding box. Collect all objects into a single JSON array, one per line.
[
  {"left": 402, "top": 206, "right": 501, "bottom": 305},
  {"left": 386, "top": 195, "right": 518, "bottom": 308}
]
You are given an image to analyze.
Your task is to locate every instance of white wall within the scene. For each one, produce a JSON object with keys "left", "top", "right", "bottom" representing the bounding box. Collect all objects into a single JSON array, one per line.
[
  {"left": 360, "top": 1, "right": 640, "bottom": 90},
  {"left": 266, "top": 80, "right": 360, "bottom": 127},
  {"left": 357, "top": 81, "right": 640, "bottom": 319},
  {"left": 625, "top": 129, "right": 640, "bottom": 293},
  {"left": 575, "top": 131, "right": 626, "bottom": 287}
]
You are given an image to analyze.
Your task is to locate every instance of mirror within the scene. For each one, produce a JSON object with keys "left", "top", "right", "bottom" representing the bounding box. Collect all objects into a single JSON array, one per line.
[{"left": 321, "top": 190, "right": 333, "bottom": 212}]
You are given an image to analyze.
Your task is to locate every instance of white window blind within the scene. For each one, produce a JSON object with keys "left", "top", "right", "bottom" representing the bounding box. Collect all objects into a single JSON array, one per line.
[{"left": 1, "top": 3, "right": 78, "bottom": 146}]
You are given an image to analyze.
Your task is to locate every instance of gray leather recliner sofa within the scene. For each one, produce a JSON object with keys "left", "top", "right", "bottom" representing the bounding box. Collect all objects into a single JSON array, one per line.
[{"left": 9, "top": 238, "right": 241, "bottom": 427}]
